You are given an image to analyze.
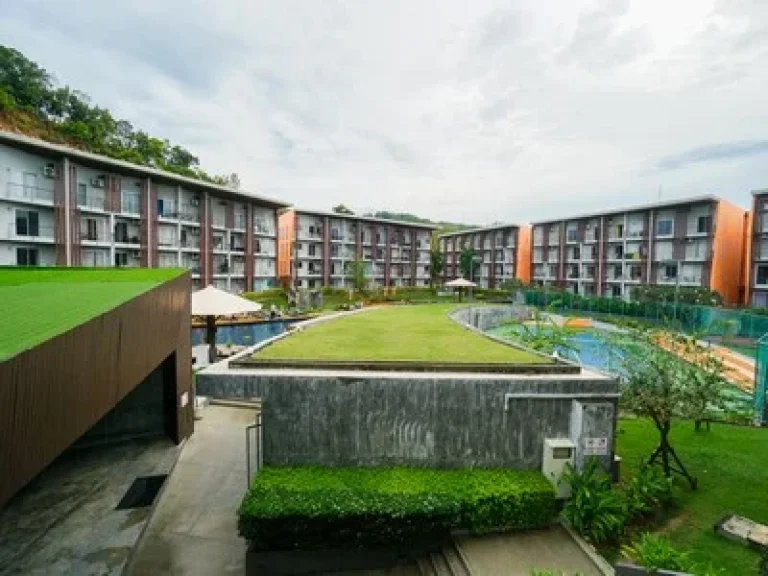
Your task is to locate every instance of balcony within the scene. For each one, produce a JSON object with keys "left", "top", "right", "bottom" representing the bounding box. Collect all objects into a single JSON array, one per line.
[
  {"left": 233, "top": 215, "right": 247, "bottom": 230},
  {"left": 77, "top": 193, "right": 106, "bottom": 211},
  {"left": 157, "top": 235, "right": 179, "bottom": 249},
  {"left": 3, "top": 182, "right": 54, "bottom": 204},
  {"left": 212, "top": 214, "right": 227, "bottom": 228},
  {"left": 114, "top": 231, "right": 140, "bottom": 245},
  {"left": 180, "top": 236, "right": 200, "bottom": 250},
  {"left": 6, "top": 223, "right": 54, "bottom": 242},
  {"left": 179, "top": 206, "right": 200, "bottom": 223},
  {"left": 80, "top": 223, "right": 110, "bottom": 244},
  {"left": 121, "top": 196, "right": 141, "bottom": 216}
]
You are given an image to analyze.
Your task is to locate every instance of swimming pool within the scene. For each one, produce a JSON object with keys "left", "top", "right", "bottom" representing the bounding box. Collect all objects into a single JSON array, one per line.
[
  {"left": 191, "top": 320, "right": 295, "bottom": 347},
  {"left": 488, "top": 324, "right": 753, "bottom": 412}
]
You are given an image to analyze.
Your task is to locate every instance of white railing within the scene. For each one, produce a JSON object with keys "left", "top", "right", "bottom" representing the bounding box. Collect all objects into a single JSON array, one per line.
[
  {"left": 6, "top": 223, "right": 54, "bottom": 240},
  {"left": 4, "top": 182, "right": 54, "bottom": 203},
  {"left": 77, "top": 193, "right": 106, "bottom": 210}
]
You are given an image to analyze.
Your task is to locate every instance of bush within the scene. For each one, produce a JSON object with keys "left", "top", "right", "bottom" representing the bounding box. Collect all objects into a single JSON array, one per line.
[
  {"left": 760, "top": 549, "right": 768, "bottom": 576},
  {"left": 561, "top": 459, "right": 627, "bottom": 543},
  {"left": 621, "top": 533, "right": 690, "bottom": 572},
  {"left": 238, "top": 466, "right": 557, "bottom": 550},
  {"left": 622, "top": 463, "right": 674, "bottom": 520}
]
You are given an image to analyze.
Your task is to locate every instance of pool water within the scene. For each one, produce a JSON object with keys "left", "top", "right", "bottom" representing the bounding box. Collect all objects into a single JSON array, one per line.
[
  {"left": 488, "top": 324, "right": 754, "bottom": 412},
  {"left": 191, "top": 320, "right": 295, "bottom": 346}
]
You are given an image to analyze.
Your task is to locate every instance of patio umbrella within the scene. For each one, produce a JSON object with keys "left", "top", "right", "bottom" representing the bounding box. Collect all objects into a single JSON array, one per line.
[
  {"left": 191, "top": 285, "right": 263, "bottom": 363},
  {"left": 445, "top": 277, "right": 477, "bottom": 303}
]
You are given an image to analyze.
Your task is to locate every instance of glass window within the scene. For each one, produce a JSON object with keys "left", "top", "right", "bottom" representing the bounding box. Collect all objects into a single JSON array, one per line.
[
  {"left": 16, "top": 247, "right": 39, "bottom": 265},
  {"left": 15, "top": 210, "right": 39, "bottom": 236},
  {"left": 656, "top": 219, "right": 673, "bottom": 236},
  {"left": 665, "top": 264, "right": 678, "bottom": 279},
  {"left": 757, "top": 265, "right": 768, "bottom": 286},
  {"left": 697, "top": 215, "right": 712, "bottom": 234},
  {"left": 567, "top": 228, "right": 578, "bottom": 242}
]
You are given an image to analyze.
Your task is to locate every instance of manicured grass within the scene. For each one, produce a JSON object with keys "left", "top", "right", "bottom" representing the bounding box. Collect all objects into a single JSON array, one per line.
[
  {"left": 238, "top": 466, "right": 556, "bottom": 549},
  {"left": 0, "top": 267, "right": 185, "bottom": 361},
  {"left": 256, "top": 304, "right": 548, "bottom": 363},
  {"left": 617, "top": 418, "right": 768, "bottom": 574}
]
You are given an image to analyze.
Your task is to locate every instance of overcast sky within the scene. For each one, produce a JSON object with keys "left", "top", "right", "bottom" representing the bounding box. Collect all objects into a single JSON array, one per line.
[{"left": 2, "top": 0, "right": 768, "bottom": 224}]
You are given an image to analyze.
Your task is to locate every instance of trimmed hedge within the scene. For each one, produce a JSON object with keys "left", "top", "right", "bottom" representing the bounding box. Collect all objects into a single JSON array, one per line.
[{"left": 239, "top": 466, "right": 557, "bottom": 549}]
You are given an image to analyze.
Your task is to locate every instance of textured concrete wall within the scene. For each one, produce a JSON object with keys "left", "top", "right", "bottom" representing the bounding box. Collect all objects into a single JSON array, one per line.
[
  {"left": 197, "top": 371, "right": 617, "bottom": 469},
  {"left": 450, "top": 305, "right": 532, "bottom": 331}
]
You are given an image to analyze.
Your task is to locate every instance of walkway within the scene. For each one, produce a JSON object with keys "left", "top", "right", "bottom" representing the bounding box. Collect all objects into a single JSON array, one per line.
[
  {"left": 455, "top": 526, "right": 607, "bottom": 576},
  {"left": 126, "top": 404, "right": 257, "bottom": 576}
]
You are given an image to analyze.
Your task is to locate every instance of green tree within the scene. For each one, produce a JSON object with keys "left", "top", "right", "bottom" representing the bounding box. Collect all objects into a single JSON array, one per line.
[
  {"left": 459, "top": 248, "right": 479, "bottom": 280},
  {"left": 615, "top": 328, "right": 719, "bottom": 488},
  {"left": 345, "top": 258, "right": 368, "bottom": 293},
  {"left": 429, "top": 249, "right": 443, "bottom": 287},
  {"left": 333, "top": 204, "right": 354, "bottom": 215}
]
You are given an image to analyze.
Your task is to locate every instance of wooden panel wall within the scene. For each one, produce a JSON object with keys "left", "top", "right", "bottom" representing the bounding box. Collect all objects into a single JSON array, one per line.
[{"left": 0, "top": 274, "right": 193, "bottom": 507}]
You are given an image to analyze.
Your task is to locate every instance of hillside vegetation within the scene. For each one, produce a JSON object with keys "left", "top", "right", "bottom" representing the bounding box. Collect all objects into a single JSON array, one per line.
[{"left": 0, "top": 45, "right": 237, "bottom": 186}]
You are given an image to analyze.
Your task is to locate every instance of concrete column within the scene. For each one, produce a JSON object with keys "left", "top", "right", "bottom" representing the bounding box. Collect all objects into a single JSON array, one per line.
[{"left": 63, "top": 157, "right": 71, "bottom": 266}]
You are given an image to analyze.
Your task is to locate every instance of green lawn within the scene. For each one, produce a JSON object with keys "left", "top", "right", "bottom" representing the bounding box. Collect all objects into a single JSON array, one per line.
[
  {"left": 0, "top": 267, "right": 184, "bottom": 361},
  {"left": 617, "top": 418, "right": 768, "bottom": 574},
  {"left": 256, "top": 304, "right": 548, "bottom": 363}
]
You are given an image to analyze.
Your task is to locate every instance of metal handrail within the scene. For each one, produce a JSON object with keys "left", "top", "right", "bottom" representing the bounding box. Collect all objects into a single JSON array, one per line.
[{"left": 245, "top": 413, "right": 262, "bottom": 486}]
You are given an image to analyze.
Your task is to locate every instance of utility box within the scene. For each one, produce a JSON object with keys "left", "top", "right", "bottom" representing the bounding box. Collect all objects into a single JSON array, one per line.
[{"left": 542, "top": 438, "right": 575, "bottom": 498}]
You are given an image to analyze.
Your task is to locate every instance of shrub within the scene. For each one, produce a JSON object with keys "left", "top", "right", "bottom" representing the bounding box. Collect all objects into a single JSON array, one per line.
[
  {"left": 621, "top": 533, "right": 690, "bottom": 572},
  {"left": 561, "top": 459, "right": 627, "bottom": 543},
  {"left": 238, "top": 466, "right": 557, "bottom": 550},
  {"left": 622, "top": 463, "right": 674, "bottom": 520},
  {"left": 760, "top": 549, "right": 768, "bottom": 576}
]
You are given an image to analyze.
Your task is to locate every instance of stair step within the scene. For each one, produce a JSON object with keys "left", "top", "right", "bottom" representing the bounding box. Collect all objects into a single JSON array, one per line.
[
  {"left": 429, "top": 552, "right": 452, "bottom": 576},
  {"left": 442, "top": 544, "right": 471, "bottom": 576}
]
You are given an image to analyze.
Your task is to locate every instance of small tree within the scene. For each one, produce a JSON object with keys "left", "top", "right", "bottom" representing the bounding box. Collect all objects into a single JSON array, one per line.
[
  {"left": 511, "top": 308, "right": 579, "bottom": 357},
  {"left": 345, "top": 258, "right": 368, "bottom": 293},
  {"left": 683, "top": 337, "right": 728, "bottom": 431},
  {"left": 616, "top": 328, "right": 712, "bottom": 489},
  {"left": 429, "top": 249, "right": 443, "bottom": 288},
  {"left": 332, "top": 204, "right": 354, "bottom": 215},
  {"left": 459, "top": 248, "right": 479, "bottom": 280}
]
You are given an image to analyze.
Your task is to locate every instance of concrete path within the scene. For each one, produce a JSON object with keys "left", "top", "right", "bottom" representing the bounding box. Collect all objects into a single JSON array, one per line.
[
  {"left": 126, "top": 405, "right": 257, "bottom": 576},
  {"left": 455, "top": 526, "right": 605, "bottom": 576}
]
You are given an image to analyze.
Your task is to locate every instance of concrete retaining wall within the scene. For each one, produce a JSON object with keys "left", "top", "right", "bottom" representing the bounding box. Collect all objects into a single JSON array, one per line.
[
  {"left": 197, "top": 370, "right": 618, "bottom": 469},
  {"left": 450, "top": 305, "right": 532, "bottom": 332}
]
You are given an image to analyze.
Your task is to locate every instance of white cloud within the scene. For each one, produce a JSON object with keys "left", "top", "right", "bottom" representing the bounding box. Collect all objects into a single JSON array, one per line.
[{"left": 1, "top": 0, "right": 768, "bottom": 224}]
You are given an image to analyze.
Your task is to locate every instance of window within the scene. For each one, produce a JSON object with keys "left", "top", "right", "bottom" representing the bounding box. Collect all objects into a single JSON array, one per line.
[
  {"left": 567, "top": 228, "right": 578, "bottom": 242},
  {"left": 295, "top": 243, "right": 302, "bottom": 251},
  {"left": 656, "top": 219, "right": 673, "bottom": 236},
  {"left": 115, "top": 252, "right": 128, "bottom": 267},
  {"left": 16, "top": 210, "right": 39, "bottom": 237},
  {"left": 757, "top": 265, "right": 768, "bottom": 286},
  {"left": 572, "top": 246, "right": 580, "bottom": 260},
  {"left": 697, "top": 215, "right": 712, "bottom": 234},
  {"left": 296, "top": 261, "right": 303, "bottom": 269},
  {"left": 85, "top": 218, "right": 98, "bottom": 241},
  {"left": 16, "top": 247, "right": 39, "bottom": 265},
  {"left": 612, "top": 285, "right": 621, "bottom": 297},
  {"left": 665, "top": 265, "right": 678, "bottom": 279},
  {"left": 309, "top": 244, "right": 317, "bottom": 256},
  {"left": 77, "top": 183, "right": 87, "bottom": 205}
]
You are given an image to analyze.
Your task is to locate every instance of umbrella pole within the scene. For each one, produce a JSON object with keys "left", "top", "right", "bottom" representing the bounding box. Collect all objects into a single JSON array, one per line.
[{"left": 206, "top": 315, "right": 217, "bottom": 364}]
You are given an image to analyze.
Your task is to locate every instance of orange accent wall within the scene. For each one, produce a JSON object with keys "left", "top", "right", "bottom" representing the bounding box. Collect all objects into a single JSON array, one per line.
[
  {"left": 742, "top": 208, "right": 753, "bottom": 305},
  {"left": 516, "top": 225, "right": 532, "bottom": 283},
  {"left": 710, "top": 199, "right": 746, "bottom": 305},
  {"left": 277, "top": 210, "right": 295, "bottom": 282}
]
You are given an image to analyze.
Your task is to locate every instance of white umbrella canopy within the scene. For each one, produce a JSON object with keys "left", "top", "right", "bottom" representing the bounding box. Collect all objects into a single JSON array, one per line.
[
  {"left": 445, "top": 278, "right": 477, "bottom": 288},
  {"left": 192, "top": 286, "right": 263, "bottom": 363},
  {"left": 191, "top": 285, "right": 263, "bottom": 316}
]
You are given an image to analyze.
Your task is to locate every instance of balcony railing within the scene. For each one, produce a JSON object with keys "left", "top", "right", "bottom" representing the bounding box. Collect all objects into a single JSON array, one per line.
[
  {"left": 234, "top": 215, "right": 247, "bottom": 230},
  {"left": 77, "top": 193, "right": 106, "bottom": 211},
  {"left": 4, "top": 182, "right": 54, "bottom": 204},
  {"left": 7, "top": 223, "right": 54, "bottom": 240},
  {"left": 122, "top": 197, "right": 140, "bottom": 215},
  {"left": 212, "top": 215, "right": 226, "bottom": 228},
  {"left": 80, "top": 226, "right": 110, "bottom": 243}
]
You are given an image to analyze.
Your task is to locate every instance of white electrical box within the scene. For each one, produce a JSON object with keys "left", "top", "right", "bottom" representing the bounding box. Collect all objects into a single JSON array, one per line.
[{"left": 542, "top": 438, "right": 575, "bottom": 499}]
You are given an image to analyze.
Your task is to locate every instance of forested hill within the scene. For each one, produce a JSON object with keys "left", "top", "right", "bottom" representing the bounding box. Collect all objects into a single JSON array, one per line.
[
  {"left": 0, "top": 45, "right": 238, "bottom": 187},
  {"left": 364, "top": 211, "right": 475, "bottom": 235}
]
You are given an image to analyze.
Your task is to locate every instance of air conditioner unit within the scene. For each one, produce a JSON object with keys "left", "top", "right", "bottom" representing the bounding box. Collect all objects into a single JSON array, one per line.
[
  {"left": 90, "top": 177, "right": 105, "bottom": 188},
  {"left": 542, "top": 438, "right": 575, "bottom": 499},
  {"left": 43, "top": 164, "right": 55, "bottom": 178}
]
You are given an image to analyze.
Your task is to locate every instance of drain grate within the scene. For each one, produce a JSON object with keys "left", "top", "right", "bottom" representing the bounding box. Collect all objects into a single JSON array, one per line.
[{"left": 116, "top": 474, "right": 168, "bottom": 510}]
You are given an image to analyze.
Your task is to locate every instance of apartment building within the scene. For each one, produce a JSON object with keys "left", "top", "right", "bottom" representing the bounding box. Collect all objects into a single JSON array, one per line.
[
  {"left": 530, "top": 195, "right": 745, "bottom": 305},
  {"left": 745, "top": 189, "right": 768, "bottom": 307},
  {"left": 438, "top": 224, "right": 531, "bottom": 289},
  {"left": 278, "top": 209, "right": 436, "bottom": 290},
  {"left": 0, "top": 131, "right": 288, "bottom": 292}
]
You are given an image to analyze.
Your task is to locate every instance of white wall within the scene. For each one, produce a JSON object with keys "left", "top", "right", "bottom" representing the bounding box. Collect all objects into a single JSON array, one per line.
[
  {"left": 0, "top": 202, "right": 55, "bottom": 240},
  {"left": 0, "top": 144, "right": 56, "bottom": 202}
]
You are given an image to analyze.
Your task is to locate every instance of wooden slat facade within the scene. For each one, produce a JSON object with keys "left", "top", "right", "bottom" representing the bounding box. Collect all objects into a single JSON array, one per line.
[{"left": 0, "top": 273, "right": 193, "bottom": 507}]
